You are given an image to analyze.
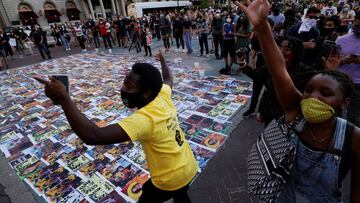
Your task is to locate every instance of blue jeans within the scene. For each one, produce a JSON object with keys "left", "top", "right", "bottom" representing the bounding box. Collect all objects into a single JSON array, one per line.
[
  {"left": 93, "top": 34, "right": 100, "bottom": 48},
  {"left": 277, "top": 118, "right": 347, "bottom": 203},
  {"left": 348, "top": 84, "right": 360, "bottom": 127},
  {"left": 199, "top": 33, "right": 209, "bottom": 55},
  {"left": 36, "top": 43, "right": 51, "bottom": 59},
  {"left": 183, "top": 31, "right": 192, "bottom": 53},
  {"left": 60, "top": 35, "right": 69, "bottom": 49}
]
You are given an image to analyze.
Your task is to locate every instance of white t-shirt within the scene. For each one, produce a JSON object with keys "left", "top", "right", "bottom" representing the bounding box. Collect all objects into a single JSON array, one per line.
[
  {"left": 321, "top": 6, "right": 338, "bottom": 16},
  {"left": 74, "top": 26, "right": 83, "bottom": 37}
]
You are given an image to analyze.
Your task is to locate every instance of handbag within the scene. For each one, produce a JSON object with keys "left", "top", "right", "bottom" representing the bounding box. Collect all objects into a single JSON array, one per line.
[{"left": 247, "top": 117, "right": 301, "bottom": 202}]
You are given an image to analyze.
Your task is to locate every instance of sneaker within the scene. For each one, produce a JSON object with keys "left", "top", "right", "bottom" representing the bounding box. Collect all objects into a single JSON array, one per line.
[
  {"left": 95, "top": 48, "right": 99, "bottom": 52},
  {"left": 109, "top": 49, "right": 112, "bottom": 53},
  {"left": 243, "top": 109, "right": 255, "bottom": 118},
  {"left": 219, "top": 68, "right": 230, "bottom": 75},
  {"left": 182, "top": 49, "right": 186, "bottom": 53},
  {"left": 198, "top": 54, "right": 203, "bottom": 57},
  {"left": 176, "top": 48, "right": 180, "bottom": 52},
  {"left": 206, "top": 54, "right": 210, "bottom": 58},
  {"left": 216, "top": 57, "right": 222, "bottom": 60}
]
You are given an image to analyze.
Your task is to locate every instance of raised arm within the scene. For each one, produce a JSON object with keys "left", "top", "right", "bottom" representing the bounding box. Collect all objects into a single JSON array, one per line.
[
  {"left": 155, "top": 49, "right": 173, "bottom": 88},
  {"left": 235, "top": 0, "right": 302, "bottom": 120},
  {"left": 34, "top": 77, "right": 130, "bottom": 145}
]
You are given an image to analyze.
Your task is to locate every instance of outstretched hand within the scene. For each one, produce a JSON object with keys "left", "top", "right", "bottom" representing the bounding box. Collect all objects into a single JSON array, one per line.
[
  {"left": 34, "top": 76, "right": 69, "bottom": 105},
  {"left": 154, "top": 49, "right": 165, "bottom": 63},
  {"left": 235, "top": 0, "right": 270, "bottom": 28}
]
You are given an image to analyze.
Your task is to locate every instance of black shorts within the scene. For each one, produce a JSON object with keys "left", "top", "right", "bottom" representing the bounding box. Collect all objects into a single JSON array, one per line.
[
  {"left": 138, "top": 179, "right": 191, "bottom": 203},
  {"left": 223, "top": 39, "right": 236, "bottom": 57}
]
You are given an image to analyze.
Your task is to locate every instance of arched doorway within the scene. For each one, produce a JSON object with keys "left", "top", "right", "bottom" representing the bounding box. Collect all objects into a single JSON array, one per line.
[
  {"left": 44, "top": 1, "right": 61, "bottom": 23},
  {"left": 18, "top": 3, "right": 38, "bottom": 26},
  {"left": 66, "top": 0, "right": 80, "bottom": 21}
]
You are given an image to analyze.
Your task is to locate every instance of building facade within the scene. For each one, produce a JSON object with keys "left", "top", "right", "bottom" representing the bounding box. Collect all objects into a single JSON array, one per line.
[{"left": 0, "top": 0, "right": 136, "bottom": 28}]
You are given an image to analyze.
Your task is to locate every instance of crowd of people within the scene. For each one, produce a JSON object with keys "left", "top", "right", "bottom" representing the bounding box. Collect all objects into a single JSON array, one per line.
[
  {"left": 3, "top": 0, "right": 360, "bottom": 202},
  {"left": 1, "top": 1, "right": 358, "bottom": 69}
]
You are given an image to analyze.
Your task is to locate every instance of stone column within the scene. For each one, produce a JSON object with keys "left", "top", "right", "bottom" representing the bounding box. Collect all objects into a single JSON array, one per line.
[
  {"left": 99, "top": 0, "right": 106, "bottom": 19},
  {"left": 87, "top": 0, "right": 96, "bottom": 20},
  {"left": 115, "top": 0, "right": 121, "bottom": 16},
  {"left": 119, "top": 0, "right": 127, "bottom": 16},
  {"left": 80, "top": 0, "right": 90, "bottom": 20},
  {"left": 110, "top": 0, "right": 117, "bottom": 16}
]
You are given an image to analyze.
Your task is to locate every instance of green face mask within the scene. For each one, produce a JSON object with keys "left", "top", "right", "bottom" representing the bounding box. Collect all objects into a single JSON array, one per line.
[{"left": 300, "top": 97, "right": 335, "bottom": 123}]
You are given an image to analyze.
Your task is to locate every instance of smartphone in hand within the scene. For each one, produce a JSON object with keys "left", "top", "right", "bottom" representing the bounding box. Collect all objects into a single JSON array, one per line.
[{"left": 52, "top": 75, "right": 69, "bottom": 105}]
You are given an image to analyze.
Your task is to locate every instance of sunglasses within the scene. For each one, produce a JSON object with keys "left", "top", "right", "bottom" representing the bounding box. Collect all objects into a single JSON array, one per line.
[{"left": 308, "top": 16, "right": 319, "bottom": 20}]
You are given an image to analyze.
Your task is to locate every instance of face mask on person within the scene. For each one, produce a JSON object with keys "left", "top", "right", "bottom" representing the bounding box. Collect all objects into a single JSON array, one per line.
[
  {"left": 300, "top": 97, "right": 335, "bottom": 123},
  {"left": 226, "top": 18, "right": 232, "bottom": 23},
  {"left": 121, "top": 90, "right": 145, "bottom": 109},
  {"left": 343, "top": 7, "right": 349, "bottom": 12},
  {"left": 303, "top": 18, "right": 317, "bottom": 28},
  {"left": 323, "top": 27, "right": 335, "bottom": 35}
]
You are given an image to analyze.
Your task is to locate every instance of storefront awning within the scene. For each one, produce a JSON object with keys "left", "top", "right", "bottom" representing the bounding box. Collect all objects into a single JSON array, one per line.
[
  {"left": 19, "top": 11, "right": 38, "bottom": 25},
  {"left": 66, "top": 8, "right": 81, "bottom": 14},
  {"left": 66, "top": 8, "right": 81, "bottom": 21},
  {"left": 19, "top": 11, "right": 38, "bottom": 19},
  {"left": 45, "top": 9, "right": 61, "bottom": 17},
  {"left": 45, "top": 9, "right": 61, "bottom": 23}
]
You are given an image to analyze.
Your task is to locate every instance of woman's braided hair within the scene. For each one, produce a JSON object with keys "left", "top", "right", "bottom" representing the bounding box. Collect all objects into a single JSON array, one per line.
[{"left": 317, "top": 70, "right": 354, "bottom": 98}]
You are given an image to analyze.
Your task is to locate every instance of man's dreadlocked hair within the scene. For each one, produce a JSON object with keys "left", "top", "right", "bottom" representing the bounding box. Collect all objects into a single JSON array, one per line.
[{"left": 317, "top": 70, "right": 354, "bottom": 98}]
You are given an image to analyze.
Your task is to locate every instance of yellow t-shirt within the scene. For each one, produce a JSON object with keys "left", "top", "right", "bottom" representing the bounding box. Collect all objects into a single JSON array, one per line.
[{"left": 118, "top": 84, "right": 198, "bottom": 191}]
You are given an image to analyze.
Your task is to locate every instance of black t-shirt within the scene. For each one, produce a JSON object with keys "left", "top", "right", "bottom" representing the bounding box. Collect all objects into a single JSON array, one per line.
[
  {"left": 116, "top": 20, "right": 127, "bottom": 34},
  {"left": 173, "top": 19, "right": 184, "bottom": 34},
  {"left": 31, "top": 31, "right": 42, "bottom": 44},
  {"left": 184, "top": 21, "right": 192, "bottom": 29},
  {"left": 212, "top": 18, "right": 224, "bottom": 35}
]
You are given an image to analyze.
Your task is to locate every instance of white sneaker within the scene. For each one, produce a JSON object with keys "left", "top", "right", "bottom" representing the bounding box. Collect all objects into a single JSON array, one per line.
[
  {"left": 109, "top": 49, "right": 112, "bottom": 53},
  {"left": 176, "top": 48, "right": 180, "bottom": 52},
  {"left": 206, "top": 54, "right": 210, "bottom": 58},
  {"left": 95, "top": 48, "right": 99, "bottom": 52},
  {"left": 182, "top": 49, "right": 186, "bottom": 53}
]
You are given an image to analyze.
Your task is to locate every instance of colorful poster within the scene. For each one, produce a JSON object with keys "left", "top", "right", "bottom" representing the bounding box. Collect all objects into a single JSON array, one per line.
[
  {"left": 0, "top": 52, "right": 252, "bottom": 202},
  {"left": 77, "top": 174, "right": 113, "bottom": 202}
]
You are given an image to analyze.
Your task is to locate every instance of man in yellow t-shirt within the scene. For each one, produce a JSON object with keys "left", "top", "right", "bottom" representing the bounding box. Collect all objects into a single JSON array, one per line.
[{"left": 34, "top": 50, "right": 198, "bottom": 203}]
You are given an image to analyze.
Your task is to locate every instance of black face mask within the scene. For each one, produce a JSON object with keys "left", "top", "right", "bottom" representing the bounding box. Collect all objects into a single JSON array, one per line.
[
  {"left": 121, "top": 90, "right": 145, "bottom": 109},
  {"left": 323, "top": 28, "right": 335, "bottom": 35}
]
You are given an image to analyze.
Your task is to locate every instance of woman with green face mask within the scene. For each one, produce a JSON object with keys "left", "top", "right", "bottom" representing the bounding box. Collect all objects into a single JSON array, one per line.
[{"left": 235, "top": 0, "right": 360, "bottom": 202}]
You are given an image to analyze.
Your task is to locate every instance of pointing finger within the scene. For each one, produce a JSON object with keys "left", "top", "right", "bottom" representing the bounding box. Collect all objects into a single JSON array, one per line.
[{"left": 33, "top": 77, "right": 50, "bottom": 86}]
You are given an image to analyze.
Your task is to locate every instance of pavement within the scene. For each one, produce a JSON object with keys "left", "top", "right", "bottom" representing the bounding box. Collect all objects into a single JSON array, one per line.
[{"left": 189, "top": 117, "right": 262, "bottom": 203}]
